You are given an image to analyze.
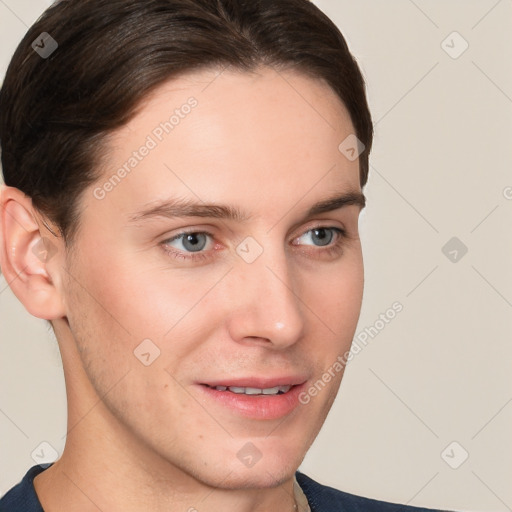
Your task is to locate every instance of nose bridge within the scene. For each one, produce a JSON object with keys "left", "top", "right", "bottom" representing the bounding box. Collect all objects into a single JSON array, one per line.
[{"left": 227, "top": 237, "right": 305, "bottom": 347}]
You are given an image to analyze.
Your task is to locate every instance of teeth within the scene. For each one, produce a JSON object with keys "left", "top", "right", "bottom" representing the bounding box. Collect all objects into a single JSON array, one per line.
[
  {"left": 228, "top": 386, "right": 246, "bottom": 394},
  {"left": 262, "top": 386, "right": 281, "bottom": 395},
  {"left": 212, "top": 385, "right": 292, "bottom": 395},
  {"left": 244, "top": 387, "right": 262, "bottom": 395}
]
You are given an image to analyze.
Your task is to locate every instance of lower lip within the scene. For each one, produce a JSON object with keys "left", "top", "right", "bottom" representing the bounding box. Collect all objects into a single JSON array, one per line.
[{"left": 198, "top": 383, "right": 306, "bottom": 420}]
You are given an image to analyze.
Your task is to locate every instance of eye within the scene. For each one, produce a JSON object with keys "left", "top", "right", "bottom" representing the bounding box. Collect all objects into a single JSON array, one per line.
[
  {"left": 160, "top": 225, "right": 348, "bottom": 263},
  {"left": 295, "top": 227, "right": 345, "bottom": 247},
  {"left": 162, "top": 231, "right": 214, "bottom": 257}
]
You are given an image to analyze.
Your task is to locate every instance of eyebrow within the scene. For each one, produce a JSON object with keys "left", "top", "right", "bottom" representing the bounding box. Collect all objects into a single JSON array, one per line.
[{"left": 127, "top": 190, "right": 366, "bottom": 224}]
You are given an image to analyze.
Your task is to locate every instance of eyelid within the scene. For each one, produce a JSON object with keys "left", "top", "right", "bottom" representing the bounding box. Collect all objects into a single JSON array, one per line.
[
  {"left": 298, "top": 221, "right": 347, "bottom": 236},
  {"left": 165, "top": 229, "right": 214, "bottom": 243},
  {"left": 161, "top": 220, "right": 346, "bottom": 246}
]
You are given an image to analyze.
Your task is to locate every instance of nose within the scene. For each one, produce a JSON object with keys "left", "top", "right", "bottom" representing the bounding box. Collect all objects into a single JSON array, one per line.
[{"left": 225, "top": 245, "right": 306, "bottom": 349}]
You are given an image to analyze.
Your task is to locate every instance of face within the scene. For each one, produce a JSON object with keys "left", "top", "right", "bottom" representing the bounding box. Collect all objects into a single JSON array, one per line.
[{"left": 57, "top": 66, "right": 364, "bottom": 489}]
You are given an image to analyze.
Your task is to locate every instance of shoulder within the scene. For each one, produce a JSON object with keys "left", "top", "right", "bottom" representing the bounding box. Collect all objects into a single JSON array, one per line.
[
  {"left": 0, "top": 465, "right": 48, "bottom": 512},
  {"left": 295, "top": 471, "right": 453, "bottom": 512}
]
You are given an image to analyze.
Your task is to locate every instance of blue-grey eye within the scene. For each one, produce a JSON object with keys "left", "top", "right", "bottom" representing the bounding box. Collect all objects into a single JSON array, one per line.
[
  {"left": 312, "top": 228, "right": 333, "bottom": 246},
  {"left": 298, "top": 227, "right": 336, "bottom": 247},
  {"left": 168, "top": 232, "right": 210, "bottom": 252}
]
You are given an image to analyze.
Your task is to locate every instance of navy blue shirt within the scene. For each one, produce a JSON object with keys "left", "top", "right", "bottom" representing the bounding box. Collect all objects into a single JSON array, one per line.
[{"left": 0, "top": 464, "right": 451, "bottom": 511}]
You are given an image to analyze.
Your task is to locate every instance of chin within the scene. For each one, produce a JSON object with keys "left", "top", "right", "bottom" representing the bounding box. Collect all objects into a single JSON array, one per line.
[
  {"left": 207, "top": 441, "right": 305, "bottom": 490},
  {"left": 209, "top": 464, "right": 299, "bottom": 491}
]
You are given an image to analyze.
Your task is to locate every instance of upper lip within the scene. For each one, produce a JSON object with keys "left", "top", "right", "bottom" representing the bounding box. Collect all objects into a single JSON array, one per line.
[{"left": 200, "top": 376, "right": 308, "bottom": 389}]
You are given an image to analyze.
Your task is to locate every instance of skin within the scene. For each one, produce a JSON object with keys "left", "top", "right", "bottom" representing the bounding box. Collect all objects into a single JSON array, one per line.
[{"left": 0, "top": 66, "right": 365, "bottom": 511}]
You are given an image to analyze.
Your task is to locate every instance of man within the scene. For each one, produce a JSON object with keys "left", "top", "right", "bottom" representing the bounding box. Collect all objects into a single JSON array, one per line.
[{"left": 0, "top": 0, "right": 451, "bottom": 510}]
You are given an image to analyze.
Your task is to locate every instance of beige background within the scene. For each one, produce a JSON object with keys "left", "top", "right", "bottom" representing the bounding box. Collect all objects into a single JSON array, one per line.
[{"left": 1, "top": 1, "right": 511, "bottom": 510}]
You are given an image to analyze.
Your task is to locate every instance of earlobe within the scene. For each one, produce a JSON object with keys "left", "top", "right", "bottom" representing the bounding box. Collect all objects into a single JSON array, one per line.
[{"left": 0, "top": 185, "right": 66, "bottom": 320}]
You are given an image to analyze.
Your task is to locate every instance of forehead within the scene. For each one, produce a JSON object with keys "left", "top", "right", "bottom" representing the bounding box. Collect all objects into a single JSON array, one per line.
[{"left": 92, "top": 66, "right": 360, "bottom": 220}]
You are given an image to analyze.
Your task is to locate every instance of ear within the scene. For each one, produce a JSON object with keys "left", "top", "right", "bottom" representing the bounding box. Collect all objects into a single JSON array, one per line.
[{"left": 0, "top": 185, "right": 66, "bottom": 320}]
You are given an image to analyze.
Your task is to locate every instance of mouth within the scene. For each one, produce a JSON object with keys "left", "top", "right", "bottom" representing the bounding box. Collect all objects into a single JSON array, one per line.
[
  {"left": 197, "top": 378, "right": 307, "bottom": 420},
  {"left": 203, "top": 384, "right": 292, "bottom": 395}
]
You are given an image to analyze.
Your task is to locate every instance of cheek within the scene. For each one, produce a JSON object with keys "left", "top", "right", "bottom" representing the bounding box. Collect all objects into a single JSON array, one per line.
[
  {"left": 309, "top": 254, "right": 364, "bottom": 327},
  {"left": 337, "top": 261, "right": 364, "bottom": 321},
  {"left": 69, "top": 252, "right": 184, "bottom": 339},
  {"left": 62, "top": 250, "right": 155, "bottom": 384},
  {"left": 65, "top": 253, "right": 231, "bottom": 388}
]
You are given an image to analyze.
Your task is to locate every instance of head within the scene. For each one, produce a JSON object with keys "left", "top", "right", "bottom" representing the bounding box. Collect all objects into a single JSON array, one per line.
[{"left": 0, "top": 0, "right": 372, "bottom": 491}]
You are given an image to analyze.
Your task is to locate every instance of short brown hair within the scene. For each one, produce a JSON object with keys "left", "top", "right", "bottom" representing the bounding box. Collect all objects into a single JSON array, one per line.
[{"left": 0, "top": 0, "right": 373, "bottom": 246}]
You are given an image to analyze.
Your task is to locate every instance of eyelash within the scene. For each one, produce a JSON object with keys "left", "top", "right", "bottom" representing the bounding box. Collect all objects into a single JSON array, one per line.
[{"left": 160, "top": 225, "right": 348, "bottom": 263}]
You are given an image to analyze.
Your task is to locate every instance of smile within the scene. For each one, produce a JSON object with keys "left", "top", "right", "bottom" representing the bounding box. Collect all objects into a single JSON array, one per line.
[
  {"left": 205, "top": 384, "right": 292, "bottom": 395},
  {"left": 198, "top": 381, "right": 307, "bottom": 420}
]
